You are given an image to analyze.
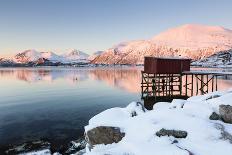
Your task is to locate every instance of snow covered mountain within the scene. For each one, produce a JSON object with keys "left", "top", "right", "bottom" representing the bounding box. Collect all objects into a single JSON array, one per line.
[
  {"left": 192, "top": 49, "right": 232, "bottom": 67},
  {"left": 88, "top": 51, "right": 104, "bottom": 60},
  {"left": 14, "top": 49, "right": 42, "bottom": 63},
  {"left": 92, "top": 24, "right": 232, "bottom": 64},
  {"left": 0, "top": 49, "right": 90, "bottom": 66},
  {"left": 63, "top": 49, "right": 89, "bottom": 63}
]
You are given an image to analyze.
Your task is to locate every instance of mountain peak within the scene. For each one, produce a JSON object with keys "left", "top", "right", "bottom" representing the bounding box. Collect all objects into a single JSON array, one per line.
[
  {"left": 152, "top": 24, "right": 232, "bottom": 50},
  {"left": 64, "top": 49, "right": 89, "bottom": 57},
  {"left": 178, "top": 24, "right": 231, "bottom": 33}
]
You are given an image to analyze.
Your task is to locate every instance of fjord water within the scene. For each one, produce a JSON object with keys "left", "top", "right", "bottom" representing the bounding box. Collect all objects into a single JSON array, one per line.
[
  {"left": 1, "top": 67, "right": 232, "bottom": 150},
  {"left": 0, "top": 67, "right": 141, "bottom": 150}
]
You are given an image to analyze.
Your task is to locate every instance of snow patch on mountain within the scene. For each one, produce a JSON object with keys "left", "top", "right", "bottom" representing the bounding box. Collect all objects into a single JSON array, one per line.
[
  {"left": 89, "top": 51, "right": 104, "bottom": 60},
  {"left": 63, "top": 49, "right": 89, "bottom": 63}
]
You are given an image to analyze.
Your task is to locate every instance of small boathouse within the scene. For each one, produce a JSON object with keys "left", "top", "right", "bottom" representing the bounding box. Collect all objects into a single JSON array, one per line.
[{"left": 141, "top": 57, "right": 229, "bottom": 109}]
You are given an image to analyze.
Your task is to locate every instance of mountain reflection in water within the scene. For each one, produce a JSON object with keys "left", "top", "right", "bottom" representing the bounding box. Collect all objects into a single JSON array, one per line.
[
  {"left": 1, "top": 67, "right": 232, "bottom": 93},
  {"left": 0, "top": 67, "right": 141, "bottom": 93}
]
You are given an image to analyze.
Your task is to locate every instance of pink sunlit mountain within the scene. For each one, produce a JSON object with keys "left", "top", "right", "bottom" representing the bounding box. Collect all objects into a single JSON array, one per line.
[
  {"left": 92, "top": 24, "right": 232, "bottom": 64},
  {"left": 3, "top": 49, "right": 90, "bottom": 65}
]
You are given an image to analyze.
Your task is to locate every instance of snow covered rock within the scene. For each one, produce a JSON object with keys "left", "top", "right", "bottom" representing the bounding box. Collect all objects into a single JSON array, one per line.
[
  {"left": 65, "top": 138, "right": 87, "bottom": 154},
  {"left": 156, "top": 128, "right": 188, "bottom": 138},
  {"left": 125, "top": 102, "right": 146, "bottom": 117},
  {"left": 169, "top": 99, "right": 186, "bottom": 109},
  {"left": 219, "top": 105, "right": 232, "bottom": 123},
  {"left": 85, "top": 126, "right": 125, "bottom": 147}
]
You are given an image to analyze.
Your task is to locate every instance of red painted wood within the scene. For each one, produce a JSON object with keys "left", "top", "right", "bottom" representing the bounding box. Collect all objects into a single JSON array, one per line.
[{"left": 144, "top": 57, "right": 190, "bottom": 74}]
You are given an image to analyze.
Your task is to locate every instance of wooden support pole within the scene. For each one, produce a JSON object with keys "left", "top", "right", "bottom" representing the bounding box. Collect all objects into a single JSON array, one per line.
[
  {"left": 212, "top": 75, "right": 214, "bottom": 92},
  {"left": 201, "top": 75, "right": 203, "bottom": 95},
  {"left": 191, "top": 74, "right": 193, "bottom": 96},
  {"left": 180, "top": 74, "right": 182, "bottom": 96},
  {"left": 185, "top": 74, "right": 188, "bottom": 96},
  {"left": 141, "top": 72, "right": 144, "bottom": 98},
  {"left": 216, "top": 75, "right": 218, "bottom": 91},
  {"left": 158, "top": 74, "right": 160, "bottom": 96}
]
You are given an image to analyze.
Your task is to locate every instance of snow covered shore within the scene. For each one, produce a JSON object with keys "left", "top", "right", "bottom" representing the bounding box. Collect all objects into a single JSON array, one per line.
[
  {"left": 84, "top": 90, "right": 232, "bottom": 155},
  {"left": 22, "top": 90, "right": 232, "bottom": 155}
]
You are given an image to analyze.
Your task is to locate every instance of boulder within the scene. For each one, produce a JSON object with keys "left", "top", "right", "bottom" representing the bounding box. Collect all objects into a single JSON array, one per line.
[
  {"left": 209, "top": 112, "right": 220, "bottom": 120},
  {"left": 156, "top": 128, "right": 188, "bottom": 138},
  {"left": 219, "top": 105, "right": 232, "bottom": 124},
  {"left": 85, "top": 126, "right": 125, "bottom": 147},
  {"left": 65, "top": 137, "right": 86, "bottom": 155}
]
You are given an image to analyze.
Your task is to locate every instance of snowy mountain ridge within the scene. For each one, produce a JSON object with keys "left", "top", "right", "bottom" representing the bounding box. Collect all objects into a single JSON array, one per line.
[
  {"left": 92, "top": 24, "right": 232, "bottom": 64},
  {"left": 3, "top": 49, "right": 90, "bottom": 65},
  {"left": 192, "top": 49, "right": 232, "bottom": 67}
]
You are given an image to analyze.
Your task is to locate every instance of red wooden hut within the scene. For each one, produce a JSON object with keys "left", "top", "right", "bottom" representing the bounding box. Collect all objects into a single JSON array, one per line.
[{"left": 144, "top": 57, "right": 191, "bottom": 74}]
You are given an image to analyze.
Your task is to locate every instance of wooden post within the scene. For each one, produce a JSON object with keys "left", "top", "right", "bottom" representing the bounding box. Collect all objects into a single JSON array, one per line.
[
  {"left": 212, "top": 75, "right": 214, "bottom": 92},
  {"left": 200, "top": 75, "right": 203, "bottom": 95},
  {"left": 158, "top": 74, "right": 160, "bottom": 96},
  {"left": 141, "top": 71, "right": 144, "bottom": 98},
  {"left": 191, "top": 74, "right": 193, "bottom": 96},
  {"left": 216, "top": 75, "right": 218, "bottom": 91},
  {"left": 185, "top": 74, "right": 188, "bottom": 96},
  {"left": 180, "top": 74, "right": 182, "bottom": 96},
  {"left": 165, "top": 74, "right": 168, "bottom": 97}
]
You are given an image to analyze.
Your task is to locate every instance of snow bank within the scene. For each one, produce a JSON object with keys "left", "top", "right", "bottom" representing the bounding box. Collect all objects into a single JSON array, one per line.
[{"left": 85, "top": 90, "right": 232, "bottom": 155}]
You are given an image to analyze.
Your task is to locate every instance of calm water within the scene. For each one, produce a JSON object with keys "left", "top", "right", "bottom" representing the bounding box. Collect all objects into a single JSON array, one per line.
[
  {"left": 0, "top": 67, "right": 141, "bottom": 150},
  {"left": 1, "top": 67, "right": 232, "bottom": 150}
]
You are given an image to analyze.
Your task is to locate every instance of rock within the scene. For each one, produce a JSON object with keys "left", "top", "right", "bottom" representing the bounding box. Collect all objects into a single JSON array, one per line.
[
  {"left": 65, "top": 137, "right": 87, "bottom": 154},
  {"left": 156, "top": 128, "right": 188, "bottom": 138},
  {"left": 85, "top": 126, "right": 125, "bottom": 147},
  {"left": 209, "top": 112, "right": 220, "bottom": 120},
  {"left": 171, "top": 140, "right": 178, "bottom": 144},
  {"left": 219, "top": 105, "right": 232, "bottom": 123},
  {"left": 206, "top": 94, "right": 221, "bottom": 100},
  {"left": 5, "top": 140, "right": 50, "bottom": 154},
  {"left": 215, "top": 123, "right": 232, "bottom": 144}
]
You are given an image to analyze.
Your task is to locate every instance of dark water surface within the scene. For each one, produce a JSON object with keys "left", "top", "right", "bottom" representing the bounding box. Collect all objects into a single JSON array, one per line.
[
  {"left": 0, "top": 67, "right": 141, "bottom": 151},
  {"left": 1, "top": 67, "right": 232, "bottom": 152}
]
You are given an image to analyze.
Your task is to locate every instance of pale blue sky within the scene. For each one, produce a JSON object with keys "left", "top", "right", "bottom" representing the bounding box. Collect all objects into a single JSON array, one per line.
[{"left": 0, "top": 0, "right": 232, "bottom": 56}]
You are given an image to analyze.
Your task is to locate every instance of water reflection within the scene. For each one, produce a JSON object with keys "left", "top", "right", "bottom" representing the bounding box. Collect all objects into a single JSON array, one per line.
[
  {"left": 0, "top": 67, "right": 141, "bottom": 93},
  {"left": 1, "top": 67, "right": 232, "bottom": 93}
]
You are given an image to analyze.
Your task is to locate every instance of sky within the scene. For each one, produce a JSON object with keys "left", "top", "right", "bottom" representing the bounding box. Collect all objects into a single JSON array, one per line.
[{"left": 0, "top": 0, "right": 232, "bottom": 57}]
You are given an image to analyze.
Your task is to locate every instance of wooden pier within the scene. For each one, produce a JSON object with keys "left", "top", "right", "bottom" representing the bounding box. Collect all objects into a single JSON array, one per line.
[{"left": 141, "top": 57, "right": 232, "bottom": 109}]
